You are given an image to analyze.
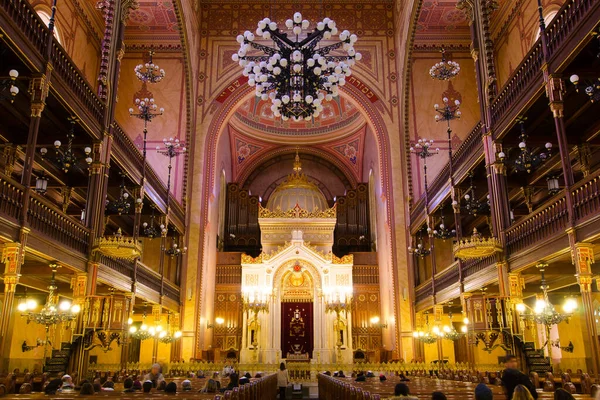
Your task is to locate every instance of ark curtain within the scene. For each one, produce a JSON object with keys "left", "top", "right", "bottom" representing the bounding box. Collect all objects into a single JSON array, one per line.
[{"left": 281, "top": 302, "right": 313, "bottom": 358}]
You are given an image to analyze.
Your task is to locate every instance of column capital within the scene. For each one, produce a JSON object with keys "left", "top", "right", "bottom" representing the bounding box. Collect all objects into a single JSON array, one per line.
[
  {"left": 71, "top": 273, "right": 88, "bottom": 300},
  {"left": 497, "top": 261, "right": 509, "bottom": 297},
  {"left": 571, "top": 242, "right": 594, "bottom": 274},
  {"left": 28, "top": 73, "right": 51, "bottom": 117},
  {"left": 507, "top": 271, "right": 524, "bottom": 301},
  {"left": 549, "top": 102, "right": 564, "bottom": 118},
  {"left": 577, "top": 274, "right": 594, "bottom": 293},
  {"left": 1, "top": 242, "right": 24, "bottom": 274}
]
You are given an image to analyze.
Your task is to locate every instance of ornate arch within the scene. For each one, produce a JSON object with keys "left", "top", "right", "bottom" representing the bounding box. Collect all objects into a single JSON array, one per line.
[{"left": 272, "top": 258, "right": 323, "bottom": 295}]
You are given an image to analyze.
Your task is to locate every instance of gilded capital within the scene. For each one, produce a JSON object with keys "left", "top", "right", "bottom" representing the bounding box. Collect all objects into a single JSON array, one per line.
[
  {"left": 571, "top": 243, "right": 594, "bottom": 274},
  {"left": 549, "top": 102, "right": 564, "bottom": 118}
]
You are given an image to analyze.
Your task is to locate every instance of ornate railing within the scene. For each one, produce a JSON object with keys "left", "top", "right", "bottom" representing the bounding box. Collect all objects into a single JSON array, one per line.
[
  {"left": 49, "top": 41, "right": 105, "bottom": 125},
  {"left": 572, "top": 171, "right": 600, "bottom": 223},
  {"left": 462, "top": 255, "right": 495, "bottom": 279},
  {"left": 0, "top": 0, "right": 49, "bottom": 58},
  {"left": 415, "top": 283, "right": 433, "bottom": 304},
  {"left": 98, "top": 254, "right": 134, "bottom": 278},
  {"left": 545, "top": 0, "right": 597, "bottom": 58},
  {"left": 352, "top": 265, "right": 379, "bottom": 285},
  {"left": 434, "top": 263, "right": 459, "bottom": 292},
  {"left": 216, "top": 265, "right": 242, "bottom": 284},
  {"left": 0, "top": 175, "right": 24, "bottom": 222},
  {"left": 136, "top": 262, "right": 162, "bottom": 293},
  {"left": 27, "top": 192, "right": 90, "bottom": 254},
  {"left": 505, "top": 195, "right": 569, "bottom": 256}
]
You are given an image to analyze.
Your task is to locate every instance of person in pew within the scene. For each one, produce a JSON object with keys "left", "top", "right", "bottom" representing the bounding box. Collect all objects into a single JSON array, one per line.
[
  {"left": 324, "top": 371, "right": 332, "bottom": 376},
  {"left": 475, "top": 383, "right": 494, "bottom": 400},
  {"left": 165, "top": 382, "right": 177, "bottom": 394},
  {"left": 144, "top": 363, "right": 166, "bottom": 388},
  {"left": 102, "top": 380, "right": 115, "bottom": 391},
  {"left": 182, "top": 379, "right": 192, "bottom": 391},
  {"left": 554, "top": 388, "right": 575, "bottom": 400},
  {"left": 211, "top": 372, "right": 221, "bottom": 390},
  {"left": 338, "top": 371, "right": 346, "bottom": 378},
  {"left": 0, "top": 383, "right": 6, "bottom": 396},
  {"left": 355, "top": 372, "right": 366, "bottom": 382},
  {"left": 277, "top": 363, "right": 289, "bottom": 400},
  {"left": 367, "top": 371, "right": 375, "bottom": 378},
  {"left": 132, "top": 380, "right": 142, "bottom": 391},
  {"left": 502, "top": 356, "right": 538, "bottom": 400},
  {"left": 123, "top": 378, "right": 135, "bottom": 393},
  {"left": 61, "top": 374, "right": 75, "bottom": 391},
  {"left": 19, "top": 383, "right": 32, "bottom": 394},
  {"left": 388, "top": 383, "right": 418, "bottom": 400},
  {"left": 239, "top": 376, "right": 250, "bottom": 385},
  {"left": 45, "top": 378, "right": 63, "bottom": 395},
  {"left": 432, "top": 391, "right": 447, "bottom": 400},
  {"left": 157, "top": 380, "right": 167, "bottom": 391},
  {"left": 143, "top": 380, "right": 153, "bottom": 394},
  {"left": 380, "top": 374, "right": 387, "bottom": 381},
  {"left": 93, "top": 383, "right": 102, "bottom": 393},
  {"left": 79, "top": 382, "right": 95, "bottom": 396},
  {"left": 398, "top": 372, "right": 410, "bottom": 382},
  {"left": 512, "top": 384, "right": 535, "bottom": 400},
  {"left": 221, "top": 372, "right": 239, "bottom": 393},
  {"left": 200, "top": 379, "right": 218, "bottom": 393}
]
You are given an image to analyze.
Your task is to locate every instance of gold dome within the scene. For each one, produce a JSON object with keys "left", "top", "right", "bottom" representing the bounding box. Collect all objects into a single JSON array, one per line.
[{"left": 266, "top": 153, "right": 329, "bottom": 212}]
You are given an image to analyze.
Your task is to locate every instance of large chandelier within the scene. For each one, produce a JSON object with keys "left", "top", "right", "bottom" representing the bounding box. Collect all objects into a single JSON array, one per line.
[
  {"left": 242, "top": 286, "right": 271, "bottom": 316},
  {"left": 413, "top": 312, "right": 439, "bottom": 344},
  {"left": 134, "top": 51, "right": 165, "bottom": 84},
  {"left": 461, "top": 172, "right": 489, "bottom": 217},
  {"left": 408, "top": 229, "right": 431, "bottom": 258},
  {"left": 432, "top": 206, "right": 455, "bottom": 240},
  {"left": 498, "top": 117, "right": 552, "bottom": 173},
  {"left": 94, "top": 228, "right": 143, "bottom": 260},
  {"left": 429, "top": 49, "right": 460, "bottom": 81},
  {"left": 106, "top": 175, "right": 132, "bottom": 215},
  {"left": 516, "top": 263, "right": 576, "bottom": 327},
  {"left": 233, "top": 12, "right": 361, "bottom": 121},
  {"left": 19, "top": 264, "right": 81, "bottom": 328},
  {"left": 324, "top": 286, "right": 353, "bottom": 316},
  {"left": 40, "top": 118, "right": 92, "bottom": 173},
  {"left": 453, "top": 228, "right": 502, "bottom": 260}
]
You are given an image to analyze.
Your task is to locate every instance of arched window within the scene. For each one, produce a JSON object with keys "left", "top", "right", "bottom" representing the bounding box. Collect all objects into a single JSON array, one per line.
[
  {"left": 36, "top": 10, "right": 62, "bottom": 45},
  {"left": 533, "top": 10, "right": 559, "bottom": 45}
]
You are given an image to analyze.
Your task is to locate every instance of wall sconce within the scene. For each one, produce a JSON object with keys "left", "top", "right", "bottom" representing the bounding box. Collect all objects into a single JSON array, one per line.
[
  {"left": 207, "top": 317, "right": 225, "bottom": 329},
  {"left": 370, "top": 316, "right": 388, "bottom": 328}
]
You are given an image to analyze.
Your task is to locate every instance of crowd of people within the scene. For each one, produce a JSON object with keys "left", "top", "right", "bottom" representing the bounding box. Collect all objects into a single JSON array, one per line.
[{"left": 0, "top": 362, "right": 263, "bottom": 396}]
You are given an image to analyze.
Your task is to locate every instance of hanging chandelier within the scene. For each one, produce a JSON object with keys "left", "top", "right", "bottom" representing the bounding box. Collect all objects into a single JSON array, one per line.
[
  {"left": 429, "top": 48, "right": 460, "bottom": 81},
  {"left": 19, "top": 264, "right": 81, "bottom": 328},
  {"left": 516, "top": 263, "right": 577, "bottom": 327},
  {"left": 453, "top": 228, "right": 502, "bottom": 260},
  {"left": 157, "top": 313, "right": 182, "bottom": 344},
  {"left": 106, "top": 175, "right": 131, "bottom": 215},
  {"left": 413, "top": 312, "right": 439, "bottom": 344},
  {"left": 462, "top": 172, "right": 489, "bottom": 217},
  {"left": 432, "top": 208, "right": 455, "bottom": 240},
  {"left": 128, "top": 312, "right": 154, "bottom": 341},
  {"left": 441, "top": 309, "right": 468, "bottom": 341},
  {"left": 134, "top": 51, "right": 165, "bottom": 84},
  {"left": 165, "top": 237, "right": 187, "bottom": 257},
  {"left": 41, "top": 118, "right": 92, "bottom": 173},
  {"left": 233, "top": 12, "right": 361, "bottom": 121},
  {"left": 142, "top": 206, "right": 160, "bottom": 238},
  {"left": 408, "top": 229, "right": 431, "bottom": 258},
  {"left": 498, "top": 117, "right": 552, "bottom": 173},
  {"left": 0, "top": 69, "right": 19, "bottom": 102}
]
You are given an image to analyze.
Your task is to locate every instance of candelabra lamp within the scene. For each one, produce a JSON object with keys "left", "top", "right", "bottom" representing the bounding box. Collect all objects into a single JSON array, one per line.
[
  {"left": 408, "top": 229, "right": 431, "bottom": 258},
  {"left": 242, "top": 287, "right": 270, "bottom": 316},
  {"left": 432, "top": 208, "right": 455, "bottom": 240},
  {"left": 570, "top": 74, "right": 600, "bottom": 103},
  {"left": 410, "top": 138, "right": 439, "bottom": 205},
  {"left": 129, "top": 97, "right": 164, "bottom": 159},
  {"left": 156, "top": 313, "right": 183, "bottom": 344},
  {"left": 434, "top": 97, "right": 461, "bottom": 123},
  {"left": 412, "top": 312, "right": 440, "bottom": 344},
  {"left": 324, "top": 287, "right": 353, "bottom": 317},
  {"left": 19, "top": 264, "right": 81, "bottom": 330},
  {"left": 461, "top": 172, "right": 490, "bottom": 217},
  {"left": 40, "top": 118, "right": 92, "bottom": 173},
  {"left": 429, "top": 49, "right": 460, "bottom": 81},
  {"left": 142, "top": 206, "right": 160, "bottom": 238},
  {"left": 134, "top": 51, "right": 166, "bottom": 84},
  {"left": 128, "top": 311, "right": 155, "bottom": 341},
  {"left": 165, "top": 237, "right": 187, "bottom": 257},
  {"left": 453, "top": 228, "right": 502, "bottom": 260},
  {"left": 106, "top": 175, "right": 132, "bottom": 215},
  {"left": 234, "top": 12, "right": 361, "bottom": 120},
  {"left": 497, "top": 117, "right": 552, "bottom": 174},
  {"left": 0, "top": 69, "right": 20, "bottom": 102}
]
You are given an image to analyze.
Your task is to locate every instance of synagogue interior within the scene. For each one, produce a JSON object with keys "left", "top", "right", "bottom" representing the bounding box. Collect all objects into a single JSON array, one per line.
[{"left": 0, "top": 0, "right": 600, "bottom": 398}]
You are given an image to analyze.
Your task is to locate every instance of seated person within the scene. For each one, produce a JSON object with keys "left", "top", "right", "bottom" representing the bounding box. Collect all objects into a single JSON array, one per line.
[
  {"left": 239, "top": 376, "right": 250, "bottom": 385},
  {"left": 44, "top": 378, "right": 63, "bottom": 395},
  {"left": 379, "top": 374, "right": 387, "bottom": 381},
  {"left": 165, "top": 382, "right": 177, "bottom": 394},
  {"left": 338, "top": 371, "right": 346, "bottom": 378},
  {"left": 200, "top": 379, "right": 218, "bottom": 393},
  {"left": 132, "top": 380, "right": 142, "bottom": 391},
  {"left": 157, "top": 380, "right": 167, "bottom": 391},
  {"left": 182, "top": 379, "right": 192, "bottom": 391},
  {"left": 388, "top": 383, "right": 418, "bottom": 400},
  {"left": 355, "top": 372, "right": 366, "bottom": 382},
  {"left": 79, "top": 382, "right": 95, "bottom": 395},
  {"left": 61, "top": 374, "right": 75, "bottom": 390},
  {"left": 144, "top": 363, "right": 165, "bottom": 388},
  {"left": 432, "top": 391, "right": 448, "bottom": 400},
  {"left": 102, "top": 380, "right": 115, "bottom": 391},
  {"left": 475, "top": 383, "right": 493, "bottom": 400},
  {"left": 366, "top": 371, "right": 375, "bottom": 378},
  {"left": 123, "top": 378, "right": 135, "bottom": 392},
  {"left": 19, "top": 383, "right": 32, "bottom": 394},
  {"left": 221, "top": 372, "right": 239, "bottom": 392},
  {"left": 143, "top": 380, "right": 153, "bottom": 393}
]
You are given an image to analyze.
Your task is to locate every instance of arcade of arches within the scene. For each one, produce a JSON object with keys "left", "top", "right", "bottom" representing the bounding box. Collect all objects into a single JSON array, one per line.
[{"left": 0, "top": 0, "right": 600, "bottom": 398}]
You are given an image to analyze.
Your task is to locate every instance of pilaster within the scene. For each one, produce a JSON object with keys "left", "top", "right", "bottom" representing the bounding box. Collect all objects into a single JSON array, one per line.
[{"left": 0, "top": 242, "right": 25, "bottom": 370}]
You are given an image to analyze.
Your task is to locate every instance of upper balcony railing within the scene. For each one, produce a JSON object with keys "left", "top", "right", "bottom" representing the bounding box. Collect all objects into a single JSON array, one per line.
[
  {"left": 0, "top": 0, "right": 49, "bottom": 60},
  {"left": 572, "top": 173, "right": 600, "bottom": 223}
]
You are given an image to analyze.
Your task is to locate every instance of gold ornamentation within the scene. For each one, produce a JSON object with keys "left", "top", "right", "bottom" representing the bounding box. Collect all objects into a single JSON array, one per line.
[
  {"left": 121, "top": 0, "right": 139, "bottom": 23},
  {"left": 1, "top": 242, "right": 23, "bottom": 274},
  {"left": 259, "top": 204, "right": 337, "bottom": 219},
  {"left": 332, "top": 254, "right": 354, "bottom": 264},
  {"left": 93, "top": 229, "right": 143, "bottom": 260},
  {"left": 453, "top": 228, "right": 502, "bottom": 260},
  {"left": 571, "top": 243, "right": 594, "bottom": 274}
]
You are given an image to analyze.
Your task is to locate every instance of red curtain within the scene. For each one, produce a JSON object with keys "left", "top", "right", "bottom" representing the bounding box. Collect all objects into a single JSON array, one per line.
[{"left": 281, "top": 302, "right": 313, "bottom": 358}]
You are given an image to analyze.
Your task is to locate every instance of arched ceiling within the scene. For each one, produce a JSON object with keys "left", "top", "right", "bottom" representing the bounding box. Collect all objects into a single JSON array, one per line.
[{"left": 232, "top": 95, "right": 362, "bottom": 139}]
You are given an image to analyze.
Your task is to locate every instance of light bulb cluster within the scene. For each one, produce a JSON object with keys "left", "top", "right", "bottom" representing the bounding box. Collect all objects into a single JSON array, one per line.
[
  {"left": 1, "top": 69, "right": 20, "bottom": 102},
  {"left": 234, "top": 12, "right": 361, "bottom": 120},
  {"left": 128, "top": 317, "right": 182, "bottom": 342},
  {"left": 498, "top": 119, "right": 552, "bottom": 174},
  {"left": 429, "top": 49, "right": 460, "bottom": 81},
  {"left": 134, "top": 51, "right": 165, "bottom": 84},
  {"left": 128, "top": 97, "right": 164, "bottom": 121},
  {"left": 434, "top": 97, "right": 462, "bottom": 122},
  {"left": 410, "top": 138, "right": 439, "bottom": 159},
  {"left": 40, "top": 118, "right": 92, "bottom": 173}
]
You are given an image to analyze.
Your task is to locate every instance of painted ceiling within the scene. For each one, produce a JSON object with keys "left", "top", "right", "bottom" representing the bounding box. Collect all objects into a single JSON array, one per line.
[
  {"left": 414, "top": 0, "right": 471, "bottom": 46},
  {"left": 124, "top": 0, "right": 181, "bottom": 46},
  {"left": 232, "top": 96, "right": 362, "bottom": 138}
]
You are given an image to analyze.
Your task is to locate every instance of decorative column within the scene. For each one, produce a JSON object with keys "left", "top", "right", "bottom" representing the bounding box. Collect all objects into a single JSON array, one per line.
[
  {"left": 151, "top": 304, "right": 162, "bottom": 363},
  {"left": 0, "top": 242, "right": 24, "bottom": 369},
  {"left": 460, "top": 293, "right": 474, "bottom": 366},
  {"left": 433, "top": 304, "right": 444, "bottom": 362},
  {"left": 507, "top": 272, "right": 525, "bottom": 337},
  {"left": 571, "top": 243, "right": 599, "bottom": 378},
  {"left": 71, "top": 272, "right": 88, "bottom": 378}
]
